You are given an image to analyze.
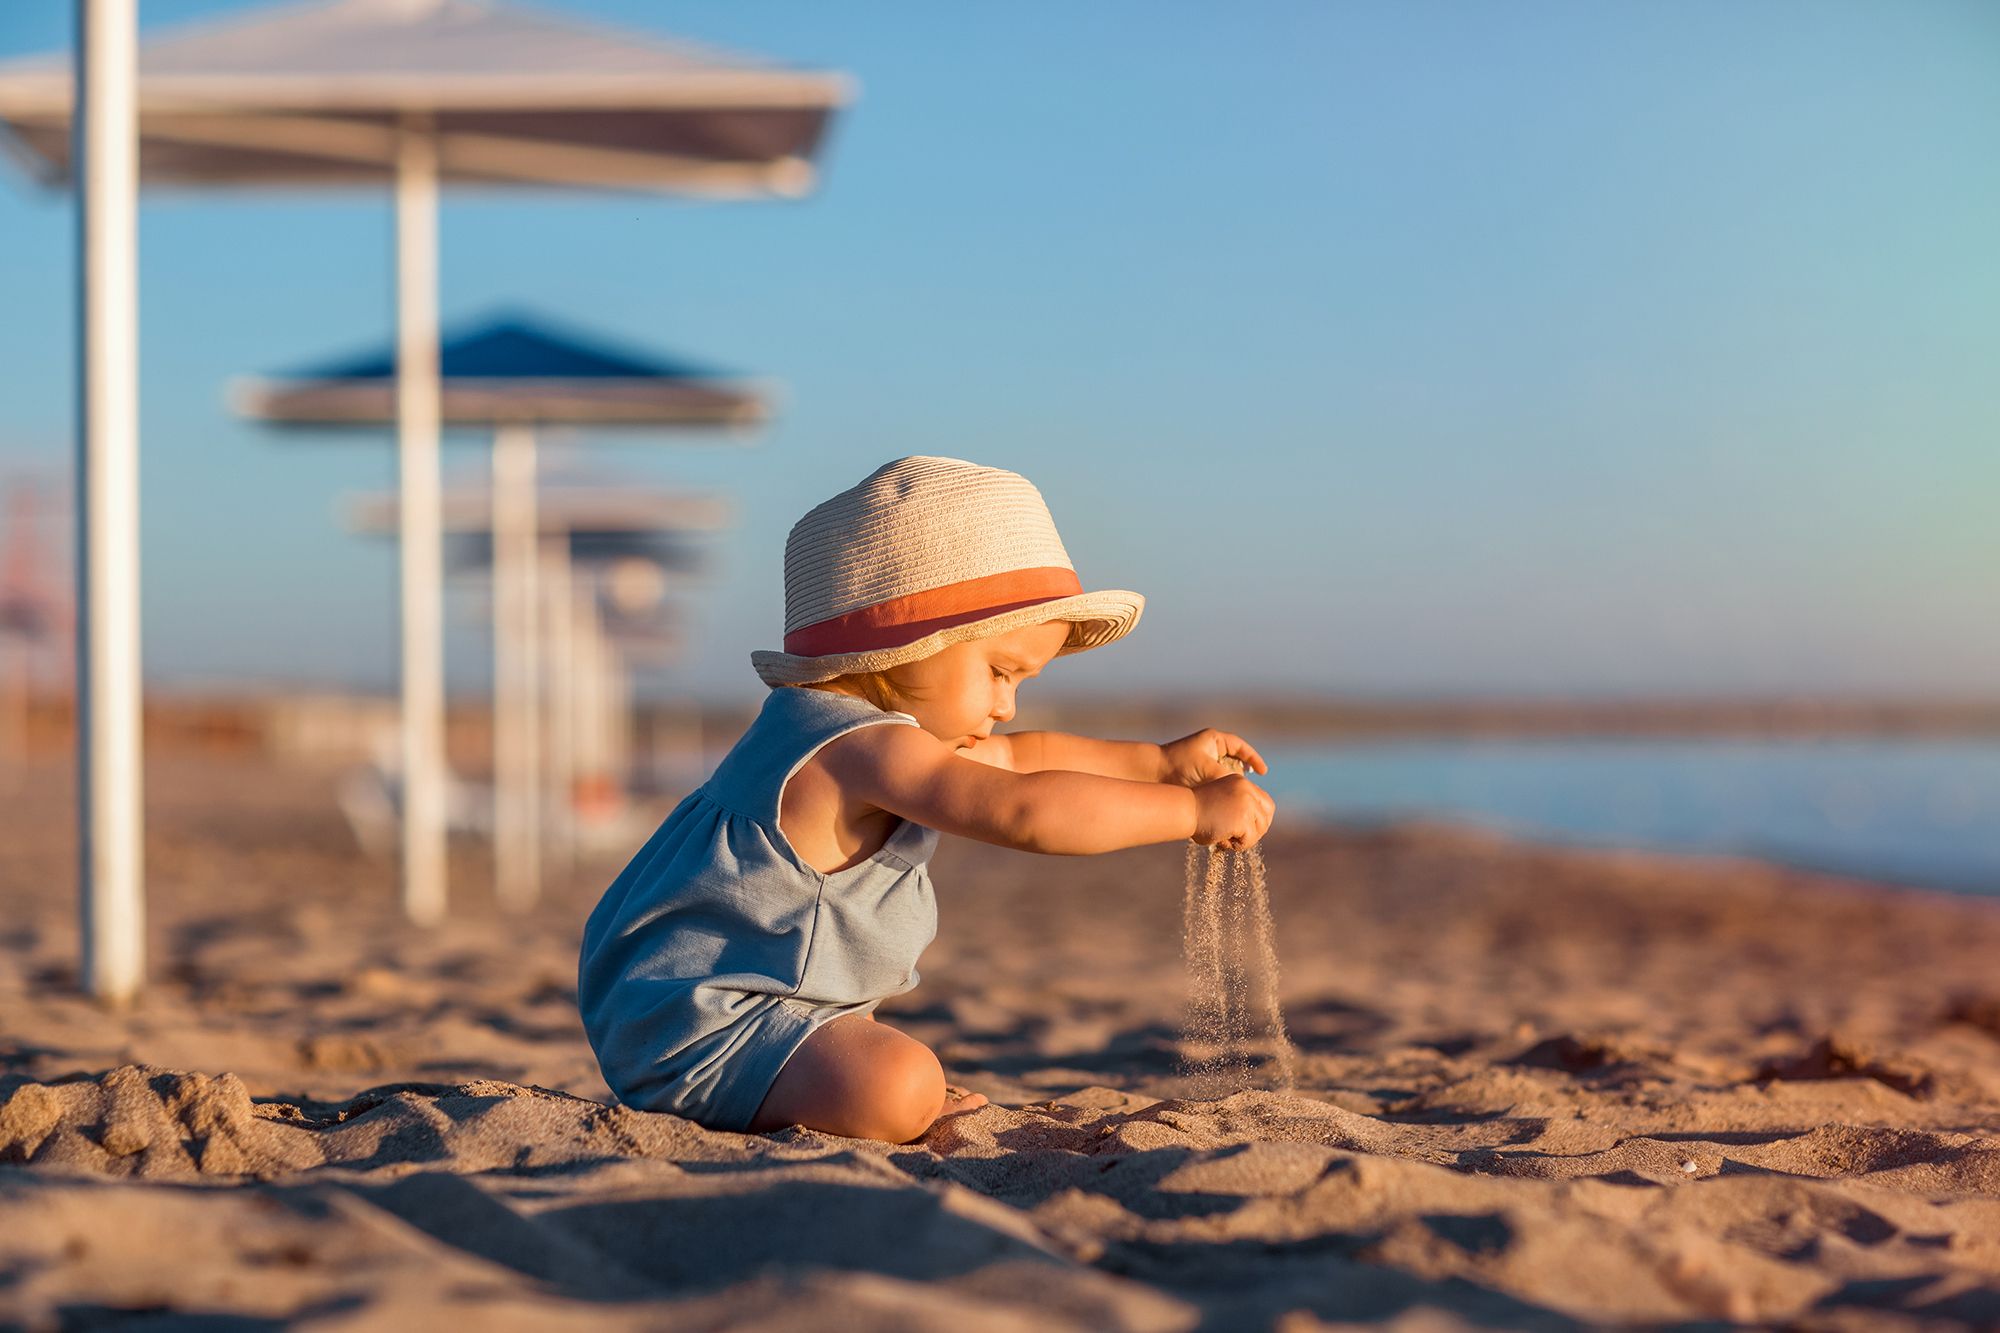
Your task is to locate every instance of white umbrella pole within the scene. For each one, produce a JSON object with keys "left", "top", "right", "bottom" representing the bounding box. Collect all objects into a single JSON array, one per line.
[
  {"left": 604, "top": 643, "right": 630, "bottom": 801},
  {"left": 491, "top": 422, "right": 540, "bottom": 909},
  {"left": 395, "top": 121, "right": 446, "bottom": 925},
  {"left": 541, "top": 533, "right": 575, "bottom": 872},
  {"left": 75, "top": 0, "right": 144, "bottom": 1004},
  {"left": 572, "top": 589, "right": 604, "bottom": 800}
]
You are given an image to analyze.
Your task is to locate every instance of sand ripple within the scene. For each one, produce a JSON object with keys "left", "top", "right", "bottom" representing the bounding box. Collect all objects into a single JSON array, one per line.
[{"left": 4, "top": 1062, "right": 1999, "bottom": 1330}]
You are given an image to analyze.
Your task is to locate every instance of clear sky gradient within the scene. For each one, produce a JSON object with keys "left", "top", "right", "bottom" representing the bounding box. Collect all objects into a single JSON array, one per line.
[{"left": 1, "top": 0, "right": 1994, "bottom": 703}]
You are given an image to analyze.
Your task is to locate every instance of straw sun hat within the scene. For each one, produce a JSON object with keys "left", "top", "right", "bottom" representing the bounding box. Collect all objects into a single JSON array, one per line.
[{"left": 751, "top": 456, "right": 1145, "bottom": 687}]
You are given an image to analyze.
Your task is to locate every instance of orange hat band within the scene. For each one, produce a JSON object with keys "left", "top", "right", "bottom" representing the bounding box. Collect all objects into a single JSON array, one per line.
[{"left": 782, "top": 565, "right": 1083, "bottom": 657}]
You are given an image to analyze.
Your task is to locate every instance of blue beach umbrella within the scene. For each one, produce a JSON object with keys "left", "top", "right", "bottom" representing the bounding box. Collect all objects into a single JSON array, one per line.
[
  {"left": 240, "top": 309, "right": 763, "bottom": 906},
  {"left": 234, "top": 313, "right": 770, "bottom": 430}
]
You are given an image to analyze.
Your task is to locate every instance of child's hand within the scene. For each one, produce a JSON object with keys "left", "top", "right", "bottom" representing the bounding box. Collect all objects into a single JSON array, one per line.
[
  {"left": 1192, "top": 773, "right": 1276, "bottom": 850},
  {"left": 1161, "top": 729, "right": 1268, "bottom": 787}
]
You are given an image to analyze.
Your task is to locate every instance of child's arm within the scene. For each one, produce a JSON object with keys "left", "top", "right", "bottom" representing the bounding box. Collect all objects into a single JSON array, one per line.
[
  {"left": 970, "top": 728, "right": 1267, "bottom": 786},
  {"left": 822, "top": 724, "right": 1273, "bottom": 855},
  {"left": 972, "top": 732, "right": 1165, "bottom": 781}
]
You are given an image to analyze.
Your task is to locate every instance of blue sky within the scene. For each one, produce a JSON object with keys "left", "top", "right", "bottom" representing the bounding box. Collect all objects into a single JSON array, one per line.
[{"left": 1, "top": 0, "right": 1994, "bottom": 703}]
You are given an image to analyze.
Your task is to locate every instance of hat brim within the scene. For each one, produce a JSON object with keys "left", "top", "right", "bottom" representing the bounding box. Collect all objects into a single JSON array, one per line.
[{"left": 752, "top": 589, "right": 1144, "bottom": 687}]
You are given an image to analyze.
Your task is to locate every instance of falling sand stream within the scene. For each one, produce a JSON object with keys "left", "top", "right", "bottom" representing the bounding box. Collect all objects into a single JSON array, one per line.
[{"left": 1180, "top": 843, "right": 1297, "bottom": 1089}]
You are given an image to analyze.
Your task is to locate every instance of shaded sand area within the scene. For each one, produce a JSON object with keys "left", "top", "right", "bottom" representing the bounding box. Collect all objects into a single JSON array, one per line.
[{"left": 3, "top": 752, "right": 2000, "bottom": 1329}]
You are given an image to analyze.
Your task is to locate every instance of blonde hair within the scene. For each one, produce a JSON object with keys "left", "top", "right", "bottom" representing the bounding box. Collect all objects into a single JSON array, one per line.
[
  {"left": 796, "top": 670, "right": 910, "bottom": 713},
  {"left": 788, "top": 619, "right": 1067, "bottom": 713}
]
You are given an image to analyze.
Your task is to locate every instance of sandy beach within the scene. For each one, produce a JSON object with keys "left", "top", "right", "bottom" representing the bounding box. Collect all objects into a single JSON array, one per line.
[{"left": 4, "top": 747, "right": 2000, "bottom": 1330}]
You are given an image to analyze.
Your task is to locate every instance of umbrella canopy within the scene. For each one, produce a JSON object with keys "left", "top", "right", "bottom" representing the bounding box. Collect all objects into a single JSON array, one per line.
[
  {"left": 0, "top": 0, "right": 850, "bottom": 196},
  {"left": 346, "top": 484, "right": 731, "bottom": 536},
  {"left": 443, "top": 531, "right": 701, "bottom": 577},
  {"left": 596, "top": 601, "right": 680, "bottom": 666},
  {"left": 233, "top": 312, "right": 771, "bottom": 428}
]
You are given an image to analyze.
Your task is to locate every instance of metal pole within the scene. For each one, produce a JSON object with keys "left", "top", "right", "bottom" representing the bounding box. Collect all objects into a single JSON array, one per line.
[
  {"left": 541, "top": 533, "right": 575, "bottom": 872},
  {"left": 491, "top": 422, "right": 540, "bottom": 909},
  {"left": 76, "top": 0, "right": 144, "bottom": 1003},
  {"left": 572, "top": 583, "right": 603, "bottom": 811},
  {"left": 395, "top": 120, "right": 446, "bottom": 925},
  {"left": 603, "top": 639, "right": 630, "bottom": 804}
]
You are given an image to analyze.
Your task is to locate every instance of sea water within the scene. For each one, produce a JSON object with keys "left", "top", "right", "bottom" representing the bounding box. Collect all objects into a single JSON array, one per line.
[{"left": 1255, "top": 737, "right": 2000, "bottom": 896}]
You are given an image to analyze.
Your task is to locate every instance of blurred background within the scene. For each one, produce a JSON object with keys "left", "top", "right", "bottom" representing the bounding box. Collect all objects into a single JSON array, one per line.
[{"left": 1, "top": 0, "right": 1996, "bottom": 902}]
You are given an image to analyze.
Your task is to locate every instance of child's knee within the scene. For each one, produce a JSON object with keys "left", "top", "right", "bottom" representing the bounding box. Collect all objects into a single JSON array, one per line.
[
  {"left": 871, "top": 1040, "right": 946, "bottom": 1143},
  {"left": 753, "top": 1019, "right": 945, "bottom": 1141}
]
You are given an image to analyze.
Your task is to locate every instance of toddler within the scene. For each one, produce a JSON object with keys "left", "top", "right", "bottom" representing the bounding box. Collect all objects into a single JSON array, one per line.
[{"left": 578, "top": 456, "right": 1274, "bottom": 1143}]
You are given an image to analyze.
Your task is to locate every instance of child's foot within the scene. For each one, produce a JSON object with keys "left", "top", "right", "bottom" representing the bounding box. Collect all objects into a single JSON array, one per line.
[
  {"left": 920, "top": 1084, "right": 988, "bottom": 1148},
  {"left": 939, "top": 1083, "right": 988, "bottom": 1117}
]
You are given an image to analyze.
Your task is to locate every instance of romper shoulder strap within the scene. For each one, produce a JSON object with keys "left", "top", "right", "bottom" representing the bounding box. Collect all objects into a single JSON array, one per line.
[{"left": 705, "top": 686, "right": 918, "bottom": 827}]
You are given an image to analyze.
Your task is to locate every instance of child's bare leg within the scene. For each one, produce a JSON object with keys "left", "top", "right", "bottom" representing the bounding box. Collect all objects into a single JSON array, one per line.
[
  {"left": 853, "top": 1010, "right": 990, "bottom": 1118},
  {"left": 749, "top": 1012, "right": 987, "bottom": 1142},
  {"left": 865, "top": 1013, "right": 990, "bottom": 1127}
]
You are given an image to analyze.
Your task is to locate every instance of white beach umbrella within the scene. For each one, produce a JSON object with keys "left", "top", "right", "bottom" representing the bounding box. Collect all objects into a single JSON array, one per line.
[
  {"left": 0, "top": 0, "right": 849, "bottom": 985},
  {"left": 348, "top": 487, "right": 732, "bottom": 536},
  {"left": 348, "top": 481, "right": 726, "bottom": 872}
]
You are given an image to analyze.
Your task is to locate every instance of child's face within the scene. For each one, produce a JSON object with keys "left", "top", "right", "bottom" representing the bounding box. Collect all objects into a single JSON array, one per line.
[{"left": 884, "top": 620, "right": 1070, "bottom": 749}]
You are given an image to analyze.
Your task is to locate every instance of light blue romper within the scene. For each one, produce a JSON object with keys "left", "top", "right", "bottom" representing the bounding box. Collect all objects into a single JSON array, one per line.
[{"left": 577, "top": 686, "right": 940, "bottom": 1131}]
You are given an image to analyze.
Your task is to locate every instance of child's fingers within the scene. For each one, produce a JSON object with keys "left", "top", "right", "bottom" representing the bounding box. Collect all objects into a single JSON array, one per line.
[
  {"left": 1203, "top": 731, "right": 1266, "bottom": 775},
  {"left": 1226, "top": 734, "right": 1269, "bottom": 774}
]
